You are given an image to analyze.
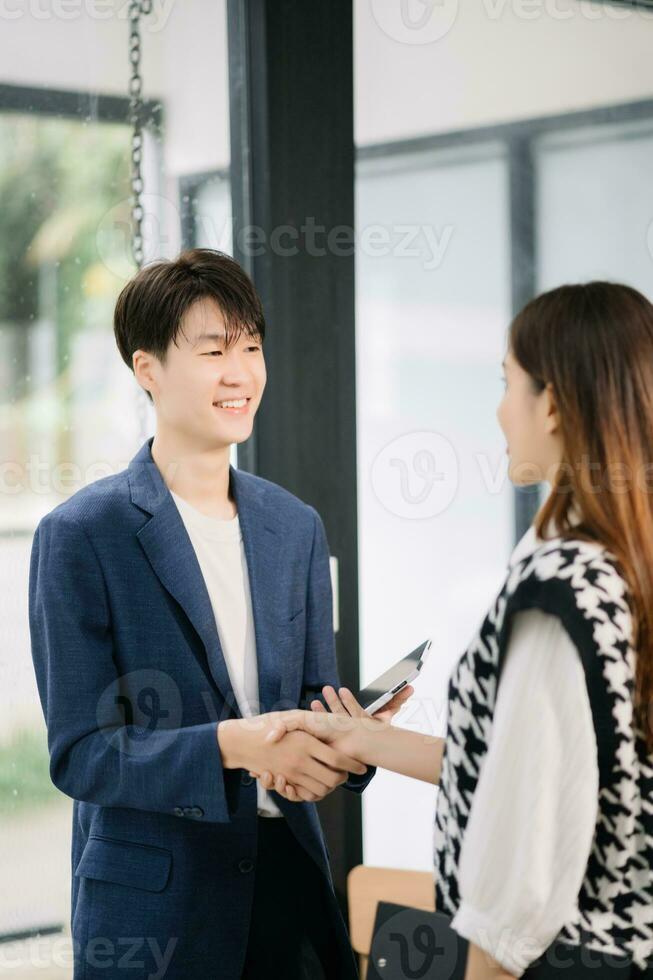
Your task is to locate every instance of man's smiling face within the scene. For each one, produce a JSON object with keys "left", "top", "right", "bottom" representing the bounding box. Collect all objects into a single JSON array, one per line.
[{"left": 144, "top": 296, "right": 267, "bottom": 451}]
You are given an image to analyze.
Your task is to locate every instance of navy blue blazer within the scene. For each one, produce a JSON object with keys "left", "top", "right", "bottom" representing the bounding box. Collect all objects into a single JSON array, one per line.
[{"left": 28, "top": 436, "right": 372, "bottom": 979}]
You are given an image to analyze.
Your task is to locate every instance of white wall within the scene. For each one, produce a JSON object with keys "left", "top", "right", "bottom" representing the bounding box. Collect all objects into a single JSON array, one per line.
[
  {"left": 0, "top": 0, "right": 230, "bottom": 175},
  {"left": 355, "top": 0, "right": 653, "bottom": 146},
  {"left": 4, "top": 2, "right": 652, "bottom": 172}
]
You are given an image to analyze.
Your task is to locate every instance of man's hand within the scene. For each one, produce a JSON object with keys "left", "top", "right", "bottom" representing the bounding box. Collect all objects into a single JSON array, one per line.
[
  {"left": 217, "top": 713, "right": 367, "bottom": 803},
  {"left": 250, "top": 684, "right": 414, "bottom": 802}
]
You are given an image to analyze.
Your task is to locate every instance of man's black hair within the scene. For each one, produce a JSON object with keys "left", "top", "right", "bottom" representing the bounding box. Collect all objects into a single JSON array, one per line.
[{"left": 114, "top": 248, "right": 266, "bottom": 402}]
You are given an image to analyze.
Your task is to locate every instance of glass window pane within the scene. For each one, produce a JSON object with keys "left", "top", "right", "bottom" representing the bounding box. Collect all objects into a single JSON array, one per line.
[
  {"left": 0, "top": 0, "right": 229, "bottom": 961},
  {"left": 356, "top": 143, "right": 512, "bottom": 869},
  {"left": 536, "top": 118, "right": 653, "bottom": 292},
  {"left": 191, "top": 172, "right": 232, "bottom": 253},
  {"left": 0, "top": 109, "right": 155, "bottom": 944}
]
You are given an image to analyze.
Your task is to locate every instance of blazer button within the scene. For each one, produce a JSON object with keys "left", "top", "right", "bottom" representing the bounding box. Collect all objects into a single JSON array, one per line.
[
  {"left": 238, "top": 859, "right": 254, "bottom": 874},
  {"left": 189, "top": 806, "right": 204, "bottom": 818},
  {"left": 241, "top": 773, "right": 254, "bottom": 787},
  {"left": 173, "top": 807, "right": 184, "bottom": 817}
]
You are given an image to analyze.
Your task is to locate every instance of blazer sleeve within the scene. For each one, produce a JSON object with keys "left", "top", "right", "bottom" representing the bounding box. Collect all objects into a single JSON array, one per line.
[
  {"left": 28, "top": 510, "right": 234, "bottom": 823},
  {"left": 301, "top": 507, "right": 376, "bottom": 793}
]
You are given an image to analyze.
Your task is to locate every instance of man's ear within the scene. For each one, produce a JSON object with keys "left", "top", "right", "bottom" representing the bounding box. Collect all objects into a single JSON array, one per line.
[{"left": 132, "top": 349, "right": 156, "bottom": 399}]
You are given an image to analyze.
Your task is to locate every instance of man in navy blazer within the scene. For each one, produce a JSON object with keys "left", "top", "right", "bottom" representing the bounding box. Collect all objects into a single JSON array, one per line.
[{"left": 28, "top": 248, "right": 377, "bottom": 979}]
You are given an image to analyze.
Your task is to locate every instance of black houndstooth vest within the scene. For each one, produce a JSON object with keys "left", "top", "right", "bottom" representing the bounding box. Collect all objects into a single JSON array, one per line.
[{"left": 433, "top": 535, "right": 653, "bottom": 971}]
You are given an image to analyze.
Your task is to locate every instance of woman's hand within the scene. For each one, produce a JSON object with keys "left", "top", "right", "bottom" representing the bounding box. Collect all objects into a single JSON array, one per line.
[
  {"left": 311, "top": 683, "right": 414, "bottom": 724},
  {"left": 250, "top": 684, "right": 414, "bottom": 802}
]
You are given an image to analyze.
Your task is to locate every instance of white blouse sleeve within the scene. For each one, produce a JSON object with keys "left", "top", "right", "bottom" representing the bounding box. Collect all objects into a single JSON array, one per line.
[{"left": 449, "top": 609, "right": 599, "bottom": 977}]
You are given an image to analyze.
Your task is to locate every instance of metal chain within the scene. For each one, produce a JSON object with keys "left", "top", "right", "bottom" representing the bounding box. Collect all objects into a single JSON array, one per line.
[
  {"left": 127, "top": 0, "right": 153, "bottom": 444},
  {"left": 128, "top": 0, "right": 152, "bottom": 270}
]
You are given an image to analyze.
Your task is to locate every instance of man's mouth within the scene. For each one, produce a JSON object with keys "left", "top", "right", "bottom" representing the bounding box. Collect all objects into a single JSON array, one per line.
[{"left": 213, "top": 397, "right": 251, "bottom": 415}]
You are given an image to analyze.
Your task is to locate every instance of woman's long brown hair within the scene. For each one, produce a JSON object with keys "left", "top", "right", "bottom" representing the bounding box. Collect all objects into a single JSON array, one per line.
[{"left": 510, "top": 281, "right": 653, "bottom": 753}]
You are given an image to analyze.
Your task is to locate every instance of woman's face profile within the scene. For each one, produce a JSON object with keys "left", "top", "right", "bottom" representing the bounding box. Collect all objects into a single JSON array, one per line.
[{"left": 496, "top": 348, "right": 562, "bottom": 487}]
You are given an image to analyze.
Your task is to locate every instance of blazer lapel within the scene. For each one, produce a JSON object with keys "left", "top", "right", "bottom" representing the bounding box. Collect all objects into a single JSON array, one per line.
[
  {"left": 229, "top": 465, "right": 294, "bottom": 714},
  {"left": 127, "top": 438, "right": 240, "bottom": 716},
  {"left": 127, "top": 437, "right": 303, "bottom": 719}
]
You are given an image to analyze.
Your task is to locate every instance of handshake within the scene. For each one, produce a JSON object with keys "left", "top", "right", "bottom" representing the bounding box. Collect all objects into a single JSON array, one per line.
[{"left": 217, "top": 685, "right": 414, "bottom": 803}]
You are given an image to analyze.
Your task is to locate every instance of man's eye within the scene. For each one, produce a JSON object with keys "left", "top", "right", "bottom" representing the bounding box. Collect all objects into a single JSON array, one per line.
[
  {"left": 246, "top": 346, "right": 261, "bottom": 352},
  {"left": 204, "top": 351, "right": 222, "bottom": 357}
]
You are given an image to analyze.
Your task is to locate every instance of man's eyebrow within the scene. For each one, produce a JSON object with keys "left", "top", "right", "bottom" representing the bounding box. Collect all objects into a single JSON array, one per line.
[{"left": 193, "top": 332, "right": 226, "bottom": 344}]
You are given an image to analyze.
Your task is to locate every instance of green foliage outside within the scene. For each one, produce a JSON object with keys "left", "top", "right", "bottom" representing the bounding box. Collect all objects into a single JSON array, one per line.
[
  {"left": 0, "top": 112, "right": 135, "bottom": 460},
  {"left": 0, "top": 115, "right": 137, "bottom": 815},
  {"left": 0, "top": 113, "right": 133, "bottom": 349},
  {"left": 0, "top": 728, "right": 62, "bottom": 815}
]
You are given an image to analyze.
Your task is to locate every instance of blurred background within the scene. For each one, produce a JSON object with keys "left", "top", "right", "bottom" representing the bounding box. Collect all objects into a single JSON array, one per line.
[{"left": 1, "top": 0, "right": 653, "bottom": 974}]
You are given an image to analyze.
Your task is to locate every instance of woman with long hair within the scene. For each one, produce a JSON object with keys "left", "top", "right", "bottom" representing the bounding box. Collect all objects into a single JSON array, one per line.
[{"left": 255, "top": 281, "right": 653, "bottom": 979}]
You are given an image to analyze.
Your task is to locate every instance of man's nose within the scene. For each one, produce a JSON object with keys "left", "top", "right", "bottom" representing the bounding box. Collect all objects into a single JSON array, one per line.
[{"left": 220, "top": 350, "right": 251, "bottom": 383}]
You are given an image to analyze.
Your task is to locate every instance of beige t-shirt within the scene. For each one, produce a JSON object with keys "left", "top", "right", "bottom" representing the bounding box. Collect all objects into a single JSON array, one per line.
[{"left": 171, "top": 490, "right": 283, "bottom": 818}]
